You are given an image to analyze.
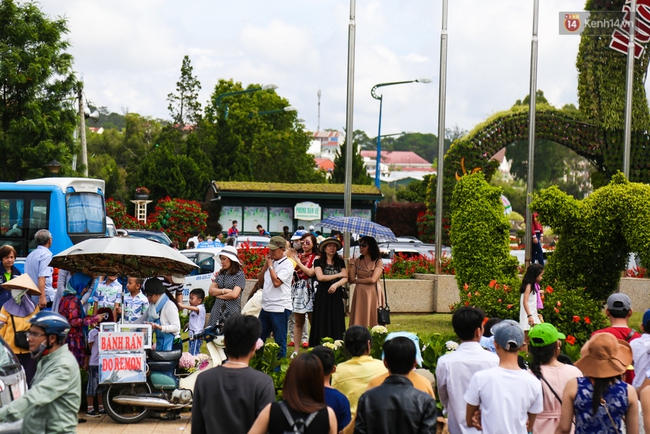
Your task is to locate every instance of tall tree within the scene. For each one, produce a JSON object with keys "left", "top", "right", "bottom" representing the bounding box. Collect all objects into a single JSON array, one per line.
[
  {"left": 167, "top": 55, "right": 202, "bottom": 128},
  {"left": 331, "top": 131, "right": 372, "bottom": 185},
  {"left": 204, "top": 79, "right": 324, "bottom": 183},
  {"left": 0, "top": 0, "right": 78, "bottom": 180}
]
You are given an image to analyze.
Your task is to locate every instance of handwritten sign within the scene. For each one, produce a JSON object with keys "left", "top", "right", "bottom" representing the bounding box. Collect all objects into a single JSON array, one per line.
[
  {"left": 99, "top": 331, "right": 147, "bottom": 384},
  {"left": 99, "top": 332, "right": 144, "bottom": 352},
  {"left": 99, "top": 354, "right": 147, "bottom": 384}
]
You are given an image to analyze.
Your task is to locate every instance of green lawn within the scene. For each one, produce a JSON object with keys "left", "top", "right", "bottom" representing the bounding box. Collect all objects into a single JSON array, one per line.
[{"left": 385, "top": 313, "right": 454, "bottom": 338}]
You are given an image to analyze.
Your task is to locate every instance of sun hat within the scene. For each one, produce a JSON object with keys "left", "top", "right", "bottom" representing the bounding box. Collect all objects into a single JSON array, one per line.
[
  {"left": 319, "top": 237, "right": 342, "bottom": 254},
  {"left": 219, "top": 245, "right": 241, "bottom": 264},
  {"left": 143, "top": 278, "right": 166, "bottom": 295},
  {"left": 492, "top": 320, "right": 524, "bottom": 351},
  {"left": 1, "top": 274, "right": 40, "bottom": 296},
  {"left": 607, "top": 293, "right": 631, "bottom": 312},
  {"left": 575, "top": 333, "right": 632, "bottom": 378},
  {"left": 268, "top": 236, "right": 287, "bottom": 250},
  {"left": 528, "top": 323, "right": 566, "bottom": 347},
  {"left": 384, "top": 332, "right": 423, "bottom": 367}
]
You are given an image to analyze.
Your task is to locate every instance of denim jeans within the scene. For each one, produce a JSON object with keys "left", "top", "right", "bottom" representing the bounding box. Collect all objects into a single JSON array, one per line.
[
  {"left": 189, "top": 338, "right": 203, "bottom": 356},
  {"left": 259, "top": 309, "right": 292, "bottom": 358}
]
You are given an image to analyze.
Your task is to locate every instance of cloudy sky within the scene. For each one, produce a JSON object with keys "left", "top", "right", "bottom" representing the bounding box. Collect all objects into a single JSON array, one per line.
[{"left": 39, "top": 0, "right": 598, "bottom": 137}]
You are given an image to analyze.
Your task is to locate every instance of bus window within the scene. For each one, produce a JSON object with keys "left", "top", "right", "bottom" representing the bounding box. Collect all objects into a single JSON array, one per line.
[{"left": 67, "top": 193, "right": 105, "bottom": 234}]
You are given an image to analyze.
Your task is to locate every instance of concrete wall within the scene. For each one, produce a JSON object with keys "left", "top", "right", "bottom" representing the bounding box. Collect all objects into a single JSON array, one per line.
[{"left": 239, "top": 276, "right": 650, "bottom": 314}]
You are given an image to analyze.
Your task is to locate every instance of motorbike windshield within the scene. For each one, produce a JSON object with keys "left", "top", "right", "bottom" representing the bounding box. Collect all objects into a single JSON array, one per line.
[{"left": 0, "top": 339, "right": 21, "bottom": 376}]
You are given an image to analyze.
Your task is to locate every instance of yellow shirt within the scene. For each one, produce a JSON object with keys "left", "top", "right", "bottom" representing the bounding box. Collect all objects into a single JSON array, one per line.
[
  {"left": 366, "top": 370, "right": 436, "bottom": 398},
  {"left": 332, "top": 355, "right": 388, "bottom": 416},
  {"left": 0, "top": 306, "right": 40, "bottom": 354}
]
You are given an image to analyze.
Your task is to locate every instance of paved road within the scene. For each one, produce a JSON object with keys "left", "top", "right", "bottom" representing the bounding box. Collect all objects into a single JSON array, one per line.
[{"left": 76, "top": 412, "right": 191, "bottom": 433}]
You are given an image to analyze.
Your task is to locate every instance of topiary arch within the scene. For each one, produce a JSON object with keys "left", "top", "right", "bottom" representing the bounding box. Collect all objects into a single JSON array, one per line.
[{"left": 427, "top": 0, "right": 650, "bottom": 244}]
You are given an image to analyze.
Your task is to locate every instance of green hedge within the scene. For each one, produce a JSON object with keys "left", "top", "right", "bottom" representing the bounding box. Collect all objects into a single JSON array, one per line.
[
  {"left": 450, "top": 172, "right": 519, "bottom": 290},
  {"left": 531, "top": 172, "right": 650, "bottom": 302}
]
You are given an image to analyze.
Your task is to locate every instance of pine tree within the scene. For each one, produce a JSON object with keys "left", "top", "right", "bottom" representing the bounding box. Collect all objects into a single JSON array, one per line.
[
  {"left": 331, "top": 130, "right": 372, "bottom": 185},
  {"left": 167, "top": 55, "right": 202, "bottom": 128}
]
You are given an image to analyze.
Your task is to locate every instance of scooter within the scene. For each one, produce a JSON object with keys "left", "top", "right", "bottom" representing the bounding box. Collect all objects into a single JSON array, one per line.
[{"left": 102, "top": 323, "right": 227, "bottom": 424}]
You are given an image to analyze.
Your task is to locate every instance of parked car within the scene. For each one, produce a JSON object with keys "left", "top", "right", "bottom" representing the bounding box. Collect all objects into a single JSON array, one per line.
[
  {"left": 116, "top": 229, "right": 172, "bottom": 246},
  {"left": 0, "top": 336, "right": 27, "bottom": 433},
  {"left": 236, "top": 235, "right": 271, "bottom": 249},
  {"left": 180, "top": 247, "right": 224, "bottom": 297}
]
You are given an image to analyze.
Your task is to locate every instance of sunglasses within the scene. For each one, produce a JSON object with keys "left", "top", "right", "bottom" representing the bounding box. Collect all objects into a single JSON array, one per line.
[
  {"left": 359, "top": 243, "right": 368, "bottom": 248},
  {"left": 301, "top": 240, "right": 312, "bottom": 245}
]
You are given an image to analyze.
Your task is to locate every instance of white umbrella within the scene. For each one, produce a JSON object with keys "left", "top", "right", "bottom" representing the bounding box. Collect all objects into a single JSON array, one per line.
[{"left": 50, "top": 237, "right": 198, "bottom": 278}]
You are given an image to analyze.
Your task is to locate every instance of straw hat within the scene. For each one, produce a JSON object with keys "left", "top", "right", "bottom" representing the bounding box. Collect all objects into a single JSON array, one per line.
[
  {"left": 319, "top": 237, "right": 342, "bottom": 254},
  {"left": 575, "top": 333, "right": 633, "bottom": 378},
  {"left": 1, "top": 274, "right": 41, "bottom": 296},
  {"left": 219, "top": 246, "right": 241, "bottom": 264}
]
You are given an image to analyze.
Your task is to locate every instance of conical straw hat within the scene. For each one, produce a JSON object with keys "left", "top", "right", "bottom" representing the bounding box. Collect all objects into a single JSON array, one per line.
[{"left": 1, "top": 274, "right": 41, "bottom": 296}]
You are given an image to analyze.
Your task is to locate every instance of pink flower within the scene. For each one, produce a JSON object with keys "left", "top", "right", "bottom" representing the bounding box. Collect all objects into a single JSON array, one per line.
[{"left": 255, "top": 339, "right": 264, "bottom": 351}]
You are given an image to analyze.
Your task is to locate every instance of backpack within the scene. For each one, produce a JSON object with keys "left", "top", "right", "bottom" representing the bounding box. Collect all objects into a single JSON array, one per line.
[{"left": 278, "top": 401, "right": 319, "bottom": 434}]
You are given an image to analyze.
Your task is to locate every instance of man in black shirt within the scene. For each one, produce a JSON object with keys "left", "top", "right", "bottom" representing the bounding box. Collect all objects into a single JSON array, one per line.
[{"left": 192, "top": 314, "right": 274, "bottom": 434}]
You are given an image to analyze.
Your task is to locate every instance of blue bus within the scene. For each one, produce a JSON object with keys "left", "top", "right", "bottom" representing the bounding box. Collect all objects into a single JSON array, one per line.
[{"left": 0, "top": 177, "right": 106, "bottom": 258}]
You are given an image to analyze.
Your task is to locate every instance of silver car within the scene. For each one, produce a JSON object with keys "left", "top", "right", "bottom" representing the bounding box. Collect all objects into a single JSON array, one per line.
[{"left": 0, "top": 336, "right": 26, "bottom": 433}]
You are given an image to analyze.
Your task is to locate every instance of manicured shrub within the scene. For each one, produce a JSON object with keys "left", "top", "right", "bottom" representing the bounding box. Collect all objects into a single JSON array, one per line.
[
  {"left": 531, "top": 172, "right": 650, "bottom": 302},
  {"left": 450, "top": 172, "right": 519, "bottom": 291},
  {"left": 383, "top": 254, "right": 453, "bottom": 279}
]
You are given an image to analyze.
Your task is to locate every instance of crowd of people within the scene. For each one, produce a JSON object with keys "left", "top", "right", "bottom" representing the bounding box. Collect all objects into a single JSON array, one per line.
[{"left": 4, "top": 228, "right": 650, "bottom": 434}]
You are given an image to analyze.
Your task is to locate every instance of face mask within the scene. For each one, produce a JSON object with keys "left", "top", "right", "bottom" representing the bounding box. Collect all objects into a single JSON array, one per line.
[
  {"left": 293, "top": 241, "right": 301, "bottom": 250},
  {"left": 11, "top": 289, "right": 26, "bottom": 304}
]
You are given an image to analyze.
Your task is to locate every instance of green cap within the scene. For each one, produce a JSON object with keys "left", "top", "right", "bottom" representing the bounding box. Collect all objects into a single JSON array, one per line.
[
  {"left": 528, "top": 323, "right": 566, "bottom": 347},
  {"left": 268, "top": 236, "right": 287, "bottom": 250}
]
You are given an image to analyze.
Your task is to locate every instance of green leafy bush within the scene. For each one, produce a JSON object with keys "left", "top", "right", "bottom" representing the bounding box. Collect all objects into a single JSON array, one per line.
[
  {"left": 539, "top": 283, "right": 608, "bottom": 348},
  {"left": 450, "top": 172, "right": 519, "bottom": 291},
  {"left": 454, "top": 280, "right": 521, "bottom": 320},
  {"left": 532, "top": 173, "right": 650, "bottom": 301}
]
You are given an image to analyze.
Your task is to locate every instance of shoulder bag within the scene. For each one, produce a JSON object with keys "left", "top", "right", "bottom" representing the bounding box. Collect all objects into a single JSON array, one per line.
[
  {"left": 11, "top": 315, "right": 30, "bottom": 350},
  {"left": 377, "top": 269, "right": 391, "bottom": 325}
]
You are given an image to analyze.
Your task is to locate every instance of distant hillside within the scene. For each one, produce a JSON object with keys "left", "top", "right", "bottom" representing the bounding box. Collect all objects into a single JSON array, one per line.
[{"left": 88, "top": 105, "right": 126, "bottom": 130}]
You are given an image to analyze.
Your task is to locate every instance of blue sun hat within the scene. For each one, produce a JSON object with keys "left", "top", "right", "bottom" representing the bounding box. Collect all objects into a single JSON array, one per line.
[{"left": 383, "top": 332, "right": 423, "bottom": 367}]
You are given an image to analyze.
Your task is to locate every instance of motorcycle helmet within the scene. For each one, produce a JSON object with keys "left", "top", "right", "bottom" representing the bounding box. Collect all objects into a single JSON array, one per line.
[{"left": 29, "top": 311, "right": 71, "bottom": 342}]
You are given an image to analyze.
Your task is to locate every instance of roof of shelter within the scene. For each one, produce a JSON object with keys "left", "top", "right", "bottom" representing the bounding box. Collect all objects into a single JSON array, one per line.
[{"left": 210, "top": 181, "right": 382, "bottom": 200}]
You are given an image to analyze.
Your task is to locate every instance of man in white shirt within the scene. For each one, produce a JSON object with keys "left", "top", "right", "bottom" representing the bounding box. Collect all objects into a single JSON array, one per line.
[
  {"left": 436, "top": 307, "right": 499, "bottom": 434},
  {"left": 464, "top": 320, "right": 543, "bottom": 434},
  {"left": 258, "top": 236, "right": 294, "bottom": 358}
]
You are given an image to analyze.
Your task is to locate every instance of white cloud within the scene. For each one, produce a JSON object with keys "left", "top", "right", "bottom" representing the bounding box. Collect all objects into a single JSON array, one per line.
[{"left": 38, "top": 0, "right": 623, "bottom": 138}]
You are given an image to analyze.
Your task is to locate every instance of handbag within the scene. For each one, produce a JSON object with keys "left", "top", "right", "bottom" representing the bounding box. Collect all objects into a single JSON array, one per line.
[
  {"left": 11, "top": 315, "right": 30, "bottom": 351},
  {"left": 377, "top": 270, "right": 391, "bottom": 325}
]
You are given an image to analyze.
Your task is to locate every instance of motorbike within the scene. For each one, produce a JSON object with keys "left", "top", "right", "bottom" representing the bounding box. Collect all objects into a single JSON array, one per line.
[{"left": 102, "top": 323, "right": 226, "bottom": 424}]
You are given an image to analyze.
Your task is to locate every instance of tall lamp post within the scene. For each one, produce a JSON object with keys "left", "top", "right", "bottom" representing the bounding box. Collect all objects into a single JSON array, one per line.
[
  {"left": 249, "top": 106, "right": 297, "bottom": 118},
  {"left": 214, "top": 84, "right": 278, "bottom": 118},
  {"left": 371, "top": 79, "right": 431, "bottom": 187}
]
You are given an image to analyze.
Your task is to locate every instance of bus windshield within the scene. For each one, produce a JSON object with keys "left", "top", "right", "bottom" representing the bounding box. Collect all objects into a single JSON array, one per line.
[{"left": 67, "top": 193, "right": 105, "bottom": 234}]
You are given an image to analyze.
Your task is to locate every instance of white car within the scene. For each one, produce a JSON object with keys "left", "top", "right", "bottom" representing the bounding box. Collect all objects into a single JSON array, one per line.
[{"left": 180, "top": 247, "right": 224, "bottom": 298}]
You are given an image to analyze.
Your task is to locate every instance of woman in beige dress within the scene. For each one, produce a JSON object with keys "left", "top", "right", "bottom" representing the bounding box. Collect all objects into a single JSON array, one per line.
[{"left": 348, "top": 236, "right": 384, "bottom": 327}]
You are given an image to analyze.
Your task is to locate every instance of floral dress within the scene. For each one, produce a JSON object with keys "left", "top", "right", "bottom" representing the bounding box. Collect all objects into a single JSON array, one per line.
[
  {"left": 59, "top": 295, "right": 102, "bottom": 367},
  {"left": 573, "top": 377, "right": 628, "bottom": 434},
  {"left": 291, "top": 252, "right": 317, "bottom": 314}
]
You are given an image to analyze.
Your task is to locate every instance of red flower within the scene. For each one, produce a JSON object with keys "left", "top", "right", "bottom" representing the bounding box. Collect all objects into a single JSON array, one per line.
[
  {"left": 566, "top": 335, "right": 576, "bottom": 345},
  {"left": 463, "top": 283, "right": 469, "bottom": 290},
  {"left": 474, "top": 291, "right": 480, "bottom": 296},
  {"left": 545, "top": 286, "right": 554, "bottom": 294},
  {"left": 584, "top": 317, "right": 591, "bottom": 324},
  {"left": 554, "top": 308, "right": 559, "bottom": 314},
  {"left": 498, "top": 299, "right": 502, "bottom": 303},
  {"left": 572, "top": 316, "right": 580, "bottom": 323},
  {"left": 557, "top": 301, "right": 562, "bottom": 307},
  {"left": 464, "top": 301, "right": 470, "bottom": 306},
  {"left": 489, "top": 280, "right": 497, "bottom": 288},
  {"left": 507, "top": 304, "right": 513, "bottom": 309}
]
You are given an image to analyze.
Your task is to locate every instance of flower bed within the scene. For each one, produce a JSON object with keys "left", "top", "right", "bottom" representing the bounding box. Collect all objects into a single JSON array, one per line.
[{"left": 384, "top": 254, "right": 454, "bottom": 279}]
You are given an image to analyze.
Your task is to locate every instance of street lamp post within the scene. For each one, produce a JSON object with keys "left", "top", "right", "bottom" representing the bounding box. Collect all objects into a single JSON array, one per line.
[
  {"left": 248, "top": 106, "right": 297, "bottom": 118},
  {"left": 214, "top": 84, "right": 278, "bottom": 118},
  {"left": 371, "top": 79, "right": 431, "bottom": 187}
]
